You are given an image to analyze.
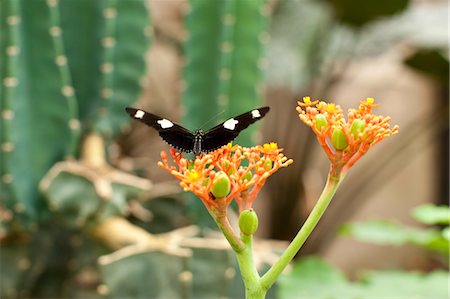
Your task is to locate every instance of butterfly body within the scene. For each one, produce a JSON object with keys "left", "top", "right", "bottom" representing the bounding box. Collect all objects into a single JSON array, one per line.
[{"left": 125, "top": 106, "right": 269, "bottom": 155}]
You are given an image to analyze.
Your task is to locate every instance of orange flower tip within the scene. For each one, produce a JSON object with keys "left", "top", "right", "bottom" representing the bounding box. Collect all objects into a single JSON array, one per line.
[
  {"left": 261, "top": 172, "right": 271, "bottom": 179},
  {"left": 157, "top": 161, "right": 164, "bottom": 167},
  {"left": 160, "top": 151, "right": 168, "bottom": 160},
  {"left": 170, "top": 170, "right": 178, "bottom": 175},
  {"left": 286, "top": 159, "right": 294, "bottom": 165}
]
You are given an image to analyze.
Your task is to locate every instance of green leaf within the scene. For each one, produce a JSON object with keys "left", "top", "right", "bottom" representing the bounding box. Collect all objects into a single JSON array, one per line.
[
  {"left": 404, "top": 49, "right": 449, "bottom": 82},
  {"left": 328, "top": 0, "right": 410, "bottom": 27},
  {"left": 277, "top": 257, "right": 357, "bottom": 299},
  {"left": 277, "top": 257, "right": 448, "bottom": 299},
  {"left": 442, "top": 227, "right": 450, "bottom": 241},
  {"left": 340, "top": 220, "right": 448, "bottom": 255},
  {"left": 359, "top": 270, "right": 449, "bottom": 299},
  {"left": 412, "top": 204, "right": 450, "bottom": 225}
]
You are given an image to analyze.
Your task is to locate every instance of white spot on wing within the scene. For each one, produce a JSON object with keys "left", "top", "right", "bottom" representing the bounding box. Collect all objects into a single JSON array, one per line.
[
  {"left": 223, "top": 118, "right": 239, "bottom": 130},
  {"left": 251, "top": 109, "right": 261, "bottom": 118},
  {"left": 157, "top": 119, "right": 174, "bottom": 129},
  {"left": 134, "top": 110, "right": 145, "bottom": 119}
]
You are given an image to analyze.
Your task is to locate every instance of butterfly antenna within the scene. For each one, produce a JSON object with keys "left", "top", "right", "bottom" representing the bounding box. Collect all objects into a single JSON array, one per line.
[{"left": 199, "top": 109, "right": 226, "bottom": 130}]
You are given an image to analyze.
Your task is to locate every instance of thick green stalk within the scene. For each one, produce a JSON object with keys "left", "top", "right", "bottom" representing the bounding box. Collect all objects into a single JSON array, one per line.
[
  {"left": 260, "top": 172, "right": 345, "bottom": 290},
  {"left": 236, "top": 234, "right": 266, "bottom": 299}
]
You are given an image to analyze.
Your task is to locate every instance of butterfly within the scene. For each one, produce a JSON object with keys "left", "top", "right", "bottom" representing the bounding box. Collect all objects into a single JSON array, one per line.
[{"left": 125, "top": 106, "right": 270, "bottom": 155}]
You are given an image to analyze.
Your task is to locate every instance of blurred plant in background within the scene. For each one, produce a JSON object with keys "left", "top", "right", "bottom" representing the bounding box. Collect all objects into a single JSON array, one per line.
[{"left": 277, "top": 203, "right": 449, "bottom": 299}]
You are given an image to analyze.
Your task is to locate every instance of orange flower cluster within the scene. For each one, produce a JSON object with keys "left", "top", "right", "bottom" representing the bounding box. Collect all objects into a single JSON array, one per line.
[
  {"left": 158, "top": 143, "right": 293, "bottom": 212},
  {"left": 297, "top": 97, "right": 399, "bottom": 175}
]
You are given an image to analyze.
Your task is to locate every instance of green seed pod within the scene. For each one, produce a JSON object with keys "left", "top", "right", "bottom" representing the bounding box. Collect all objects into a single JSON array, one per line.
[
  {"left": 315, "top": 114, "right": 328, "bottom": 132},
  {"left": 210, "top": 172, "right": 231, "bottom": 198},
  {"left": 242, "top": 171, "right": 252, "bottom": 183},
  {"left": 263, "top": 158, "right": 272, "bottom": 170},
  {"left": 332, "top": 128, "right": 348, "bottom": 150},
  {"left": 350, "top": 119, "right": 365, "bottom": 139},
  {"left": 239, "top": 209, "right": 259, "bottom": 236},
  {"left": 222, "top": 160, "right": 234, "bottom": 175}
]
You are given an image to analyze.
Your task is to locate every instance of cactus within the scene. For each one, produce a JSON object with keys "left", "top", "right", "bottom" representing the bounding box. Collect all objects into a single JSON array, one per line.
[
  {"left": 100, "top": 247, "right": 192, "bottom": 299},
  {"left": 182, "top": 0, "right": 269, "bottom": 146},
  {"left": 1, "top": 1, "right": 151, "bottom": 297},
  {"left": 98, "top": 236, "right": 246, "bottom": 299},
  {"left": 0, "top": 0, "right": 80, "bottom": 229},
  {"left": 0, "top": 0, "right": 151, "bottom": 231}
]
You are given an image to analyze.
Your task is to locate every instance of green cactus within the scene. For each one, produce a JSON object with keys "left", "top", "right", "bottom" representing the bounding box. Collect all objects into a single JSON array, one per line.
[
  {"left": 40, "top": 159, "right": 152, "bottom": 229},
  {"left": 99, "top": 247, "right": 192, "bottom": 299},
  {"left": 0, "top": 0, "right": 151, "bottom": 231},
  {"left": 0, "top": 0, "right": 79, "bottom": 228},
  {"left": 184, "top": 244, "right": 242, "bottom": 299},
  {"left": 182, "top": 0, "right": 269, "bottom": 146}
]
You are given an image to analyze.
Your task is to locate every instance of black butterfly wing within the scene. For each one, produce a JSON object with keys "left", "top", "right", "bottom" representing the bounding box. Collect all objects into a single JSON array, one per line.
[
  {"left": 201, "top": 107, "right": 270, "bottom": 152},
  {"left": 125, "top": 107, "right": 195, "bottom": 152}
]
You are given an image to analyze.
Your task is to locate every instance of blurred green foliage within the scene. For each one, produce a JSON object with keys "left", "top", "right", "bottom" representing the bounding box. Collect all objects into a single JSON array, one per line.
[
  {"left": 0, "top": 0, "right": 150, "bottom": 232},
  {"left": 277, "top": 257, "right": 448, "bottom": 299},
  {"left": 328, "top": 0, "right": 410, "bottom": 27},
  {"left": 340, "top": 204, "right": 450, "bottom": 258}
]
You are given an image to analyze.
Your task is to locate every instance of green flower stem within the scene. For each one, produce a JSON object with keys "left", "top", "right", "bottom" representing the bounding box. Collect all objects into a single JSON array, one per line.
[
  {"left": 210, "top": 202, "right": 245, "bottom": 252},
  {"left": 260, "top": 172, "right": 345, "bottom": 290},
  {"left": 236, "top": 234, "right": 266, "bottom": 299}
]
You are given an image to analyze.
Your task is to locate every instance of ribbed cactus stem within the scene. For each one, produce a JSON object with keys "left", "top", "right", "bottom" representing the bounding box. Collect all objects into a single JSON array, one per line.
[
  {"left": 96, "top": 0, "right": 118, "bottom": 138},
  {"left": 183, "top": 0, "right": 270, "bottom": 145},
  {"left": 1, "top": 0, "right": 21, "bottom": 212},
  {"left": 92, "top": 0, "right": 151, "bottom": 138},
  {"left": 46, "top": 0, "right": 80, "bottom": 157},
  {"left": 216, "top": 0, "right": 236, "bottom": 109}
]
